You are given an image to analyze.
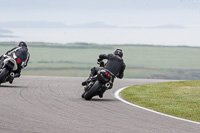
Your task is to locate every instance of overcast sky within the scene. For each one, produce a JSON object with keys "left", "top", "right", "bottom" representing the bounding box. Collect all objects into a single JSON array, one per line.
[{"left": 0, "top": 0, "right": 200, "bottom": 26}]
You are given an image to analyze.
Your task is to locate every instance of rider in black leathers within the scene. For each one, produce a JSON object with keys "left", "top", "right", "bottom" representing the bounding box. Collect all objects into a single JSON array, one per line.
[
  {"left": 0, "top": 41, "right": 30, "bottom": 83},
  {"left": 82, "top": 49, "right": 126, "bottom": 97}
]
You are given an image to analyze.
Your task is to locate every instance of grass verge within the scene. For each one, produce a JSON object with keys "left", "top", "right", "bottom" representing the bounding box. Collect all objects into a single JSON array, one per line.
[{"left": 121, "top": 80, "right": 200, "bottom": 122}]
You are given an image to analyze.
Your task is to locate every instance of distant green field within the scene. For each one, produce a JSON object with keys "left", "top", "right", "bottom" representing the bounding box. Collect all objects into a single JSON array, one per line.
[{"left": 1, "top": 42, "right": 200, "bottom": 80}]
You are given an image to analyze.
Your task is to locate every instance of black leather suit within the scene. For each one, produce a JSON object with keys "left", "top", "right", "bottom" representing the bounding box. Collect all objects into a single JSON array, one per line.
[
  {"left": 0, "top": 46, "right": 30, "bottom": 77},
  {"left": 90, "top": 53, "right": 126, "bottom": 80}
]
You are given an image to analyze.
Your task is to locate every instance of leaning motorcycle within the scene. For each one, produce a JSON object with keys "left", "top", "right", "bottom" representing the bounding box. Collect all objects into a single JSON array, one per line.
[
  {"left": 82, "top": 61, "right": 115, "bottom": 100},
  {"left": 0, "top": 54, "right": 21, "bottom": 84}
]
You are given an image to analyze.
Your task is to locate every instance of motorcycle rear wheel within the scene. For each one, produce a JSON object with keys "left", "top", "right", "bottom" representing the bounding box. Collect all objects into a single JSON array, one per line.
[
  {"left": 0, "top": 68, "right": 9, "bottom": 83},
  {"left": 84, "top": 81, "right": 102, "bottom": 100}
]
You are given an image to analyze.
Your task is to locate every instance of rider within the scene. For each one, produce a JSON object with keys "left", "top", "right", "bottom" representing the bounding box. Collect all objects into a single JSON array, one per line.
[
  {"left": 82, "top": 49, "right": 126, "bottom": 97},
  {"left": 0, "top": 41, "right": 30, "bottom": 83}
]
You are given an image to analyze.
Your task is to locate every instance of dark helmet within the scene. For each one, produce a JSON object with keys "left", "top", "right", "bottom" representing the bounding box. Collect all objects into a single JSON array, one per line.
[
  {"left": 18, "top": 41, "right": 27, "bottom": 47},
  {"left": 114, "top": 49, "right": 123, "bottom": 57}
]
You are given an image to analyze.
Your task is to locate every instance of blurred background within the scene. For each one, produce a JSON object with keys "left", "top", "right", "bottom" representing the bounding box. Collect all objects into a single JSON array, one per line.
[{"left": 0, "top": 0, "right": 200, "bottom": 80}]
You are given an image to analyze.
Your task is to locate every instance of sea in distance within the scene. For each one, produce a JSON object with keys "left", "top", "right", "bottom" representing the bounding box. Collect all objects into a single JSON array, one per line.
[{"left": 1, "top": 27, "right": 200, "bottom": 47}]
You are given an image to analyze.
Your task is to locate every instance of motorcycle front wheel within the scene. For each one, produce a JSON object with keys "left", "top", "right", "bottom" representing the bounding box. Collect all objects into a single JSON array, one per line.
[
  {"left": 84, "top": 81, "right": 102, "bottom": 100},
  {"left": 0, "top": 68, "right": 9, "bottom": 83}
]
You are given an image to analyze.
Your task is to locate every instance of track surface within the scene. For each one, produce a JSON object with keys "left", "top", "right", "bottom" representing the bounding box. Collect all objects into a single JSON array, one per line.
[{"left": 0, "top": 76, "right": 199, "bottom": 133}]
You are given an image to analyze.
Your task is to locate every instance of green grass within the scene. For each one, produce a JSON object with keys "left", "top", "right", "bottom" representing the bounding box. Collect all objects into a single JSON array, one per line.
[
  {"left": 1, "top": 42, "right": 200, "bottom": 79},
  {"left": 121, "top": 81, "right": 200, "bottom": 122}
]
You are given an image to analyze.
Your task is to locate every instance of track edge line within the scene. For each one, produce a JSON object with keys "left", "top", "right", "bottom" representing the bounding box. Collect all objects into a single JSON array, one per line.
[{"left": 114, "top": 87, "right": 200, "bottom": 125}]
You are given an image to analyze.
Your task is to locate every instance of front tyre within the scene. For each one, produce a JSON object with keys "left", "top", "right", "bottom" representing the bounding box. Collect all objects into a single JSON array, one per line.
[
  {"left": 0, "top": 68, "right": 10, "bottom": 83},
  {"left": 84, "top": 81, "right": 102, "bottom": 100}
]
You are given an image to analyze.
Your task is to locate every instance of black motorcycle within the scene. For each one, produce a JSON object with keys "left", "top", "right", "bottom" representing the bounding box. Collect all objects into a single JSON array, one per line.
[
  {"left": 82, "top": 61, "right": 115, "bottom": 100},
  {"left": 0, "top": 54, "right": 21, "bottom": 84}
]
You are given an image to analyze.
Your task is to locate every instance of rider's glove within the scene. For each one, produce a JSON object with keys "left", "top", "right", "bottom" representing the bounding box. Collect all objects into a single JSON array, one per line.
[{"left": 97, "top": 59, "right": 102, "bottom": 62}]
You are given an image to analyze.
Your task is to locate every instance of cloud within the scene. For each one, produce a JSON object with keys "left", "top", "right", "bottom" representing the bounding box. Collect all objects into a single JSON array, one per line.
[
  {"left": 0, "top": 28, "right": 12, "bottom": 33},
  {"left": 0, "top": 0, "right": 199, "bottom": 26}
]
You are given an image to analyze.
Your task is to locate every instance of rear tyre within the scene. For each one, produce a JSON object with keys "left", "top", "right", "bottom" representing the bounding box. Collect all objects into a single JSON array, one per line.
[
  {"left": 84, "top": 81, "right": 102, "bottom": 100},
  {"left": 0, "top": 68, "right": 9, "bottom": 83},
  {"left": 81, "top": 92, "right": 85, "bottom": 98}
]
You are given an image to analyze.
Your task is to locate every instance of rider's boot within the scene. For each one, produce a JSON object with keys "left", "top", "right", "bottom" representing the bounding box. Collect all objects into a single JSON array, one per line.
[
  {"left": 99, "top": 88, "right": 106, "bottom": 98},
  {"left": 99, "top": 93, "right": 103, "bottom": 98},
  {"left": 9, "top": 72, "right": 15, "bottom": 84},
  {"left": 9, "top": 79, "right": 14, "bottom": 84},
  {"left": 14, "top": 73, "right": 21, "bottom": 78},
  {"left": 9, "top": 72, "right": 21, "bottom": 84},
  {"left": 82, "top": 77, "right": 92, "bottom": 86}
]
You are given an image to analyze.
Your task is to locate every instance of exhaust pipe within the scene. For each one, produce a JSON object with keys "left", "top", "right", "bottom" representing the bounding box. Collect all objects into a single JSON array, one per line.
[
  {"left": 105, "top": 83, "right": 110, "bottom": 88},
  {"left": 10, "top": 72, "right": 14, "bottom": 77}
]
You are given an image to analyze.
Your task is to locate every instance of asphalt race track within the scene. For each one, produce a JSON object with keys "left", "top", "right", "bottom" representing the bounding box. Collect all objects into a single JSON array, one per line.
[{"left": 0, "top": 76, "right": 199, "bottom": 133}]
